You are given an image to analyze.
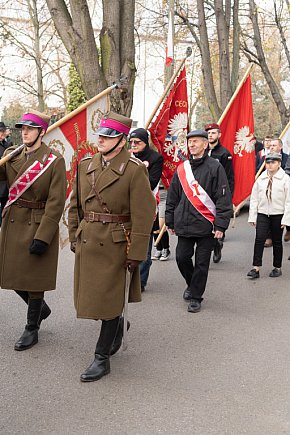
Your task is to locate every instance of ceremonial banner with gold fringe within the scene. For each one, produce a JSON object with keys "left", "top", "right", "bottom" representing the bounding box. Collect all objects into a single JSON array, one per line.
[{"left": 43, "top": 90, "right": 111, "bottom": 248}]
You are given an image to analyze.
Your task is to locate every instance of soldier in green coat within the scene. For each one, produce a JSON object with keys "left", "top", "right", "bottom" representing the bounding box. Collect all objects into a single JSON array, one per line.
[
  {"left": 0, "top": 109, "right": 67, "bottom": 351},
  {"left": 68, "top": 112, "right": 156, "bottom": 382}
]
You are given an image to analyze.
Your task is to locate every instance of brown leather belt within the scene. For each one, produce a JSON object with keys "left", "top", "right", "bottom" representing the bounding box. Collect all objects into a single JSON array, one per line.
[
  {"left": 15, "top": 198, "right": 46, "bottom": 209},
  {"left": 84, "top": 211, "right": 130, "bottom": 223}
]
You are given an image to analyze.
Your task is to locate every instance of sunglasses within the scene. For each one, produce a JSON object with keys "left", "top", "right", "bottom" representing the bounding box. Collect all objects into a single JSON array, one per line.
[{"left": 129, "top": 139, "right": 142, "bottom": 145}]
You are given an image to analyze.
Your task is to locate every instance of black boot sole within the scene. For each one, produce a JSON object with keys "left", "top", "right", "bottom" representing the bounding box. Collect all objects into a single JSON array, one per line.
[
  {"left": 14, "top": 338, "right": 38, "bottom": 351},
  {"left": 80, "top": 368, "right": 110, "bottom": 382}
]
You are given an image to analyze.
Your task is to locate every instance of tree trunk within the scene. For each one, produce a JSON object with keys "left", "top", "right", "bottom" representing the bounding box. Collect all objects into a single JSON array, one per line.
[
  {"left": 46, "top": 0, "right": 106, "bottom": 99},
  {"left": 119, "top": 0, "right": 136, "bottom": 116},
  {"left": 46, "top": 0, "right": 135, "bottom": 116},
  {"left": 214, "top": 0, "right": 232, "bottom": 110},
  {"left": 273, "top": 0, "right": 290, "bottom": 70},
  {"left": 249, "top": 0, "right": 289, "bottom": 127},
  {"left": 231, "top": 0, "right": 240, "bottom": 92},
  {"left": 196, "top": 0, "right": 221, "bottom": 119}
]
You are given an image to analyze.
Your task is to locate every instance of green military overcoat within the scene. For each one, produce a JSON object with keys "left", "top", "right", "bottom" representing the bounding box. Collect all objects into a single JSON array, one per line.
[
  {"left": 0, "top": 143, "right": 67, "bottom": 291},
  {"left": 68, "top": 147, "right": 156, "bottom": 320}
]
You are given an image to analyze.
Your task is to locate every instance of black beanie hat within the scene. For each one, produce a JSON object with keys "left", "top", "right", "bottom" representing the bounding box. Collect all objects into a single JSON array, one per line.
[{"left": 129, "top": 128, "right": 149, "bottom": 146}]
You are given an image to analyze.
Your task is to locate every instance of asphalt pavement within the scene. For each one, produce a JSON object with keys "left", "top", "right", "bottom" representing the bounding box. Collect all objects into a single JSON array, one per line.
[{"left": 1, "top": 207, "right": 290, "bottom": 434}]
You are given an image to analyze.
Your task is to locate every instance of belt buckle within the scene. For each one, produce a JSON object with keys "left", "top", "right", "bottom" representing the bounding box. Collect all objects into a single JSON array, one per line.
[{"left": 88, "top": 211, "right": 95, "bottom": 222}]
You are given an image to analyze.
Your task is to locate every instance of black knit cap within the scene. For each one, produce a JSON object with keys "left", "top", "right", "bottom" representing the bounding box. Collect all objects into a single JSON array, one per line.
[{"left": 129, "top": 128, "right": 149, "bottom": 146}]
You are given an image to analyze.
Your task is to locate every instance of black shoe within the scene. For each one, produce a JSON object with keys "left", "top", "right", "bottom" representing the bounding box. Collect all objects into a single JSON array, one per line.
[
  {"left": 14, "top": 327, "right": 39, "bottom": 351},
  {"left": 183, "top": 287, "right": 192, "bottom": 301},
  {"left": 110, "top": 318, "right": 131, "bottom": 356},
  {"left": 213, "top": 240, "right": 223, "bottom": 263},
  {"left": 187, "top": 299, "right": 201, "bottom": 313},
  {"left": 141, "top": 286, "right": 145, "bottom": 292},
  {"left": 247, "top": 268, "right": 260, "bottom": 279},
  {"left": 80, "top": 354, "right": 110, "bottom": 382},
  {"left": 269, "top": 268, "right": 282, "bottom": 278}
]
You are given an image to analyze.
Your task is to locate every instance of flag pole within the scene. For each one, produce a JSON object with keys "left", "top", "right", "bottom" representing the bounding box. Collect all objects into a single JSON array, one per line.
[
  {"left": 46, "top": 83, "right": 117, "bottom": 134},
  {"left": 218, "top": 63, "right": 254, "bottom": 125},
  {"left": 145, "top": 47, "right": 192, "bottom": 130},
  {"left": 279, "top": 119, "right": 290, "bottom": 139}
]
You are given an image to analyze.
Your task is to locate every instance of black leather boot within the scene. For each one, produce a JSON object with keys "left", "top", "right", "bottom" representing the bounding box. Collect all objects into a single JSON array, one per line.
[
  {"left": 14, "top": 290, "right": 51, "bottom": 325},
  {"left": 14, "top": 298, "right": 43, "bottom": 351},
  {"left": 80, "top": 317, "right": 120, "bottom": 382},
  {"left": 110, "top": 317, "right": 130, "bottom": 356}
]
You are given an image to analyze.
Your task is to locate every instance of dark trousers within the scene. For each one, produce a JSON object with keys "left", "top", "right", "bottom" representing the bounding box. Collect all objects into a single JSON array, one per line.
[
  {"left": 253, "top": 213, "right": 284, "bottom": 268},
  {"left": 154, "top": 230, "right": 170, "bottom": 251},
  {"left": 176, "top": 235, "right": 214, "bottom": 302},
  {"left": 140, "top": 234, "right": 153, "bottom": 288}
]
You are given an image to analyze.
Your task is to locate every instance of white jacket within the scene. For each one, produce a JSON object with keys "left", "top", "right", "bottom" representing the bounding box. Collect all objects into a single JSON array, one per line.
[{"left": 248, "top": 167, "right": 290, "bottom": 225}]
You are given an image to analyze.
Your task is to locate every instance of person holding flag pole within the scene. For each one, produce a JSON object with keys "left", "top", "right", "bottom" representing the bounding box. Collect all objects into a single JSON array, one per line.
[{"left": 0, "top": 109, "right": 67, "bottom": 351}]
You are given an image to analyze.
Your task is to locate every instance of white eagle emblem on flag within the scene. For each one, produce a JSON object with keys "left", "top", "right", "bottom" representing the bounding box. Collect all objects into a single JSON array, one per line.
[
  {"left": 164, "top": 113, "right": 188, "bottom": 162},
  {"left": 233, "top": 126, "right": 255, "bottom": 157}
]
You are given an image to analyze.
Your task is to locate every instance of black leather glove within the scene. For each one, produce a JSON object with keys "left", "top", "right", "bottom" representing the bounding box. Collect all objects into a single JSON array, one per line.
[
  {"left": 124, "top": 259, "right": 141, "bottom": 273},
  {"left": 29, "top": 239, "right": 49, "bottom": 256},
  {"left": 70, "top": 241, "right": 77, "bottom": 253}
]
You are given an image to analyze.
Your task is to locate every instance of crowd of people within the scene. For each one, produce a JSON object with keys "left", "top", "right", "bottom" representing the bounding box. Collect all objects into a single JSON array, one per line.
[{"left": 1, "top": 108, "right": 290, "bottom": 383}]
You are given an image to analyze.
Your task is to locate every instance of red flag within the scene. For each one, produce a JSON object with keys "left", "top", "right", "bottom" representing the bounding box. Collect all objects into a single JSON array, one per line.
[
  {"left": 44, "top": 95, "right": 109, "bottom": 247},
  {"left": 149, "top": 67, "right": 188, "bottom": 188},
  {"left": 219, "top": 75, "right": 255, "bottom": 207}
]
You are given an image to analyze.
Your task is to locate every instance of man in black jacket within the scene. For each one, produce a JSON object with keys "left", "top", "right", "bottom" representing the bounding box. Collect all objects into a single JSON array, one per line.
[
  {"left": 129, "top": 128, "right": 164, "bottom": 291},
  {"left": 165, "top": 129, "right": 232, "bottom": 313},
  {"left": 204, "top": 122, "right": 234, "bottom": 263}
]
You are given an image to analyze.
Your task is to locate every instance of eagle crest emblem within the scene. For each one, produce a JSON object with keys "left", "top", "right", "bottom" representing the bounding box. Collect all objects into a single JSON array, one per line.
[
  {"left": 233, "top": 126, "right": 255, "bottom": 157},
  {"left": 163, "top": 113, "right": 188, "bottom": 162}
]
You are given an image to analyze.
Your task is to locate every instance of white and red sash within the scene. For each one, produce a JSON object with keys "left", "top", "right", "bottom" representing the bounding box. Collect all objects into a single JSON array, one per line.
[
  {"left": 5, "top": 153, "right": 57, "bottom": 209},
  {"left": 177, "top": 160, "right": 216, "bottom": 224}
]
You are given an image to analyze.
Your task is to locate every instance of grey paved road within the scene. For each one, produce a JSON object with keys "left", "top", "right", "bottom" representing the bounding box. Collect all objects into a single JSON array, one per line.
[{"left": 1, "top": 207, "right": 290, "bottom": 435}]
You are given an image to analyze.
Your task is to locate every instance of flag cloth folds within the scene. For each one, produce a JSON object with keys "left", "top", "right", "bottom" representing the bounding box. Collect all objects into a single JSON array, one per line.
[
  {"left": 219, "top": 75, "right": 255, "bottom": 208},
  {"left": 149, "top": 67, "right": 188, "bottom": 189},
  {"left": 44, "top": 95, "right": 109, "bottom": 247},
  {"left": 280, "top": 120, "right": 290, "bottom": 154}
]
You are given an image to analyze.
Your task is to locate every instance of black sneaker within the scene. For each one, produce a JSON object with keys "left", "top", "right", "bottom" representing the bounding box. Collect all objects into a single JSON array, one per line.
[
  {"left": 247, "top": 268, "right": 260, "bottom": 279},
  {"left": 187, "top": 299, "right": 201, "bottom": 313},
  {"left": 269, "top": 268, "right": 282, "bottom": 278}
]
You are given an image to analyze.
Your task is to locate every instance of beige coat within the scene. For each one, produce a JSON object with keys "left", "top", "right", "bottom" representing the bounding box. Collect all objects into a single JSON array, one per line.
[
  {"left": 0, "top": 143, "right": 67, "bottom": 291},
  {"left": 68, "top": 147, "right": 156, "bottom": 320},
  {"left": 248, "top": 167, "right": 290, "bottom": 226}
]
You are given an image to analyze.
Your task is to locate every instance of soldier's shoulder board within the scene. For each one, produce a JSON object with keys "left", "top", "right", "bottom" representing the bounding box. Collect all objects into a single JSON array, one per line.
[
  {"left": 129, "top": 156, "right": 142, "bottom": 165},
  {"left": 81, "top": 155, "right": 92, "bottom": 162}
]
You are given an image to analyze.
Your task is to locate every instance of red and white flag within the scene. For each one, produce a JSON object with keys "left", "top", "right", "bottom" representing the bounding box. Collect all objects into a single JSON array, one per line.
[
  {"left": 165, "top": 11, "right": 174, "bottom": 66},
  {"left": 219, "top": 74, "right": 255, "bottom": 208},
  {"left": 149, "top": 67, "right": 188, "bottom": 189},
  {"left": 43, "top": 94, "right": 109, "bottom": 247}
]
